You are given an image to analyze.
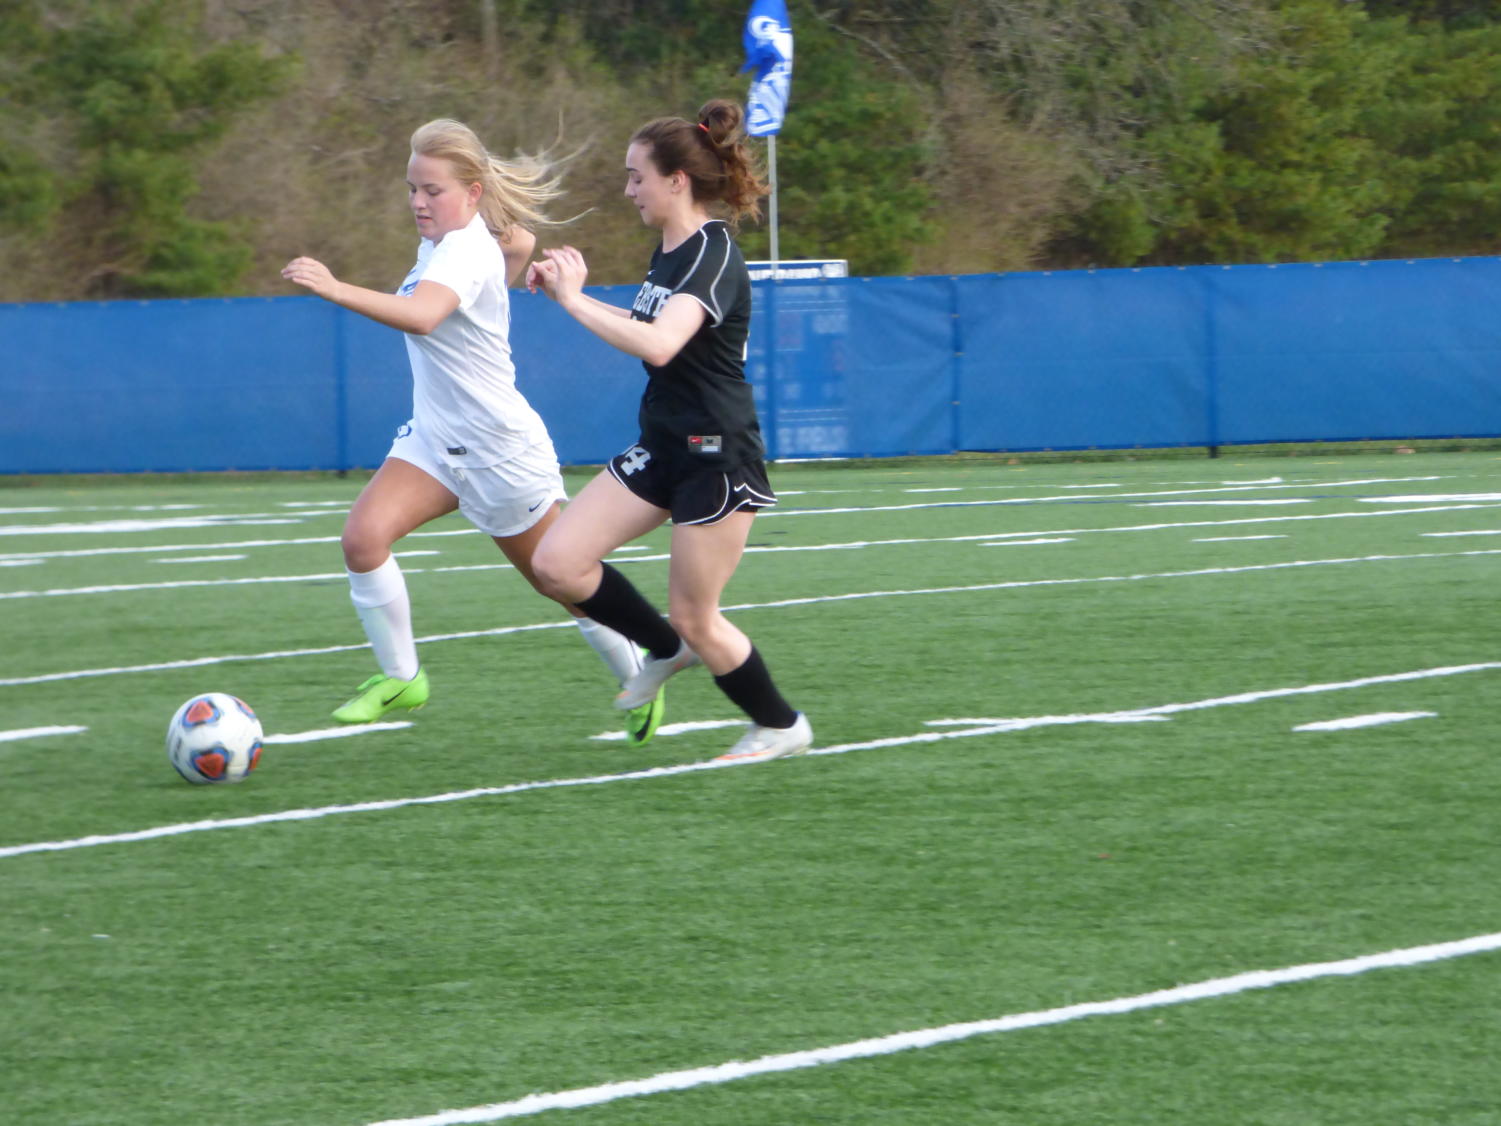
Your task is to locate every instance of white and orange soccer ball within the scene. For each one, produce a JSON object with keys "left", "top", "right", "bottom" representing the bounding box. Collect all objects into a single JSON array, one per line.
[{"left": 166, "top": 693, "right": 263, "bottom": 784}]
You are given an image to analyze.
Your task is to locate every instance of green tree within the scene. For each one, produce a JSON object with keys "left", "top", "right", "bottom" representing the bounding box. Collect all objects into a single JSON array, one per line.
[
  {"left": 810, "top": 0, "right": 1286, "bottom": 268},
  {"left": 1355, "top": 15, "right": 1501, "bottom": 257},
  {"left": 1135, "top": 1, "right": 1396, "bottom": 265},
  {"left": 2, "top": 0, "right": 288, "bottom": 297},
  {"left": 1360, "top": 0, "right": 1501, "bottom": 27}
]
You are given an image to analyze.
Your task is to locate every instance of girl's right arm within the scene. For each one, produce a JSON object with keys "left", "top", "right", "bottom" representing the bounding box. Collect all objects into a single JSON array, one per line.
[
  {"left": 525, "top": 259, "right": 633, "bottom": 320},
  {"left": 281, "top": 256, "right": 459, "bottom": 336},
  {"left": 529, "top": 249, "right": 702, "bottom": 367}
]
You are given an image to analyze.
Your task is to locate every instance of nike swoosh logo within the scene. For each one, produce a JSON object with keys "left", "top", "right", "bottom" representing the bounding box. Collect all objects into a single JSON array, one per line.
[{"left": 528, "top": 500, "right": 545, "bottom": 512}]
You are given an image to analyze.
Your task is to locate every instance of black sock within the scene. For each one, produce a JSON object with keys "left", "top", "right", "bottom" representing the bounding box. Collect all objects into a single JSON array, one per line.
[
  {"left": 575, "top": 563, "right": 681, "bottom": 660},
  {"left": 714, "top": 646, "right": 798, "bottom": 729}
]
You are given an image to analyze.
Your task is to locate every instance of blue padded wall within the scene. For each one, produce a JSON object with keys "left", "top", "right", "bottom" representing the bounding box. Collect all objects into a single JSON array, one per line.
[{"left": 3, "top": 256, "right": 1497, "bottom": 474}]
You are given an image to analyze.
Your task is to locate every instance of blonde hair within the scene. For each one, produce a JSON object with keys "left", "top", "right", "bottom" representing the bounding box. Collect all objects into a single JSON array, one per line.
[{"left": 410, "top": 119, "right": 565, "bottom": 238}]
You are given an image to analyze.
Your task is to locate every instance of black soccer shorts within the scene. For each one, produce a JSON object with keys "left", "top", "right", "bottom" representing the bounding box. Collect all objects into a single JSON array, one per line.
[{"left": 607, "top": 443, "right": 778, "bottom": 525}]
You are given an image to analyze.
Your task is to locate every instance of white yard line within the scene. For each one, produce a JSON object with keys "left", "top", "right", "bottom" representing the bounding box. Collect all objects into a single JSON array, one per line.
[
  {"left": 759, "top": 476, "right": 1444, "bottom": 518},
  {"left": 4, "top": 659, "right": 1495, "bottom": 861},
  {"left": 6, "top": 503, "right": 1500, "bottom": 602},
  {"left": 1138, "top": 499, "right": 1310, "bottom": 507},
  {"left": 364, "top": 930, "right": 1501, "bottom": 1126},
  {"left": 0, "top": 528, "right": 477, "bottom": 564},
  {"left": 1361, "top": 493, "right": 1501, "bottom": 504},
  {"left": 0, "top": 476, "right": 1453, "bottom": 562},
  {"left": 0, "top": 514, "right": 311, "bottom": 536},
  {"left": 4, "top": 547, "right": 1499, "bottom": 687}
]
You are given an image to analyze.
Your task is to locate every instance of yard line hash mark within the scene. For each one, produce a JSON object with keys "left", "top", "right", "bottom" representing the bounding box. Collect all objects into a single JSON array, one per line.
[
  {"left": 264, "top": 722, "right": 414, "bottom": 745},
  {"left": 4, "top": 660, "right": 1495, "bottom": 860},
  {"left": 0, "top": 725, "right": 87, "bottom": 745},
  {"left": 1195, "top": 535, "right": 1288, "bottom": 542},
  {"left": 1293, "top": 712, "right": 1437, "bottom": 732}
]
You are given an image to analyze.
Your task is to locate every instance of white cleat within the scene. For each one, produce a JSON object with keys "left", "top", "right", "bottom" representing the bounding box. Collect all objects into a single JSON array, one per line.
[
  {"left": 614, "top": 642, "right": 701, "bottom": 710},
  {"left": 715, "top": 713, "right": 813, "bottom": 763}
]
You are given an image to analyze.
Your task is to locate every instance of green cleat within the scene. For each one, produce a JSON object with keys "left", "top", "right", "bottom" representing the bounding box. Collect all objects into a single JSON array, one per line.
[
  {"left": 623, "top": 685, "right": 666, "bottom": 746},
  {"left": 332, "top": 669, "right": 429, "bottom": 723}
]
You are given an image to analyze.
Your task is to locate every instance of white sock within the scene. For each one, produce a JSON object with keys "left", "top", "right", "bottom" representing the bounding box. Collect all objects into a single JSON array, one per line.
[
  {"left": 575, "top": 617, "right": 643, "bottom": 686},
  {"left": 347, "top": 556, "right": 420, "bottom": 681}
]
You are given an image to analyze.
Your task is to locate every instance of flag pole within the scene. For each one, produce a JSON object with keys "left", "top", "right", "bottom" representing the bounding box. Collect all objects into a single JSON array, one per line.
[{"left": 768, "top": 134, "right": 779, "bottom": 270}]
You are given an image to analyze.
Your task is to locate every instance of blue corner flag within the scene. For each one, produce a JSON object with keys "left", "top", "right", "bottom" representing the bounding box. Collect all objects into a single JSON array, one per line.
[{"left": 741, "top": 0, "right": 792, "bottom": 136}]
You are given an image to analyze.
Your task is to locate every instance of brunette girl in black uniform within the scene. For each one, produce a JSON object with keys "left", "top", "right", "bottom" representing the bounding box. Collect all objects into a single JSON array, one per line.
[{"left": 528, "top": 98, "right": 811, "bottom": 762}]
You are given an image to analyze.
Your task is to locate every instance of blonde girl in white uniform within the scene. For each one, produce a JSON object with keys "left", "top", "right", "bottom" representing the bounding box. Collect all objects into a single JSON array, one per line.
[{"left": 282, "top": 119, "right": 664, "bottom": 743}]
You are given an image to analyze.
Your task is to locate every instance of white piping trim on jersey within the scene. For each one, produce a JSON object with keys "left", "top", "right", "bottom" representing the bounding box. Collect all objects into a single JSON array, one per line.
[
  {"left": 702, "top": 228, "right": 732, "bottom": 326},
  {"left": 677, "top": 223, "right": 730, "bottom": 327},
  {"left": 681, "top": 293, "right": 720, "bottom": 326},
  {"left": 678, "top": 475, "right": 778, "bottom": 526}
]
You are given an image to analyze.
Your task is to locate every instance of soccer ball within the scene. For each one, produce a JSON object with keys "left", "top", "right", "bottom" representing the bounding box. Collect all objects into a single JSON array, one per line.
[{"left": 166, "top": 693, "right": 263, "bottom": 784}]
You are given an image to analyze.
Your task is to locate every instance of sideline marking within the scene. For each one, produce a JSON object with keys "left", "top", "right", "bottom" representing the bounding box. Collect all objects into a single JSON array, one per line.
[
  {"left": 1293, "top": 712, "right": 1436, "bottom": 732},
  {"left": 4, "top": 660, "right": 1495, "bottom": 860},
  {"left": 365, "top": 931, "right": 1501, "bottom": 1125},
  {"left": 153, "top": 554, "right": 248, "bottom": 564},
  {"left": 0, "top": 725, "right": 87, "bottom": 745},
  {"left": 5, "top": 547, "right": 1500, "bottom": 687}
]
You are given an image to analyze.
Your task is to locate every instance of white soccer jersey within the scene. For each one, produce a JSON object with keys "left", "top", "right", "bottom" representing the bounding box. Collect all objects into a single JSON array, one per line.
[{"left": 398, "top": 212, "right": 552, "bottom": 468}]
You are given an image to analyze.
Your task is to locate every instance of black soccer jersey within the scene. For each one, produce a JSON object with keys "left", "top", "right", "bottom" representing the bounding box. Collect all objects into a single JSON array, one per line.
[{"left": 629, "top": 220, "right": 764, "bottom": 470}]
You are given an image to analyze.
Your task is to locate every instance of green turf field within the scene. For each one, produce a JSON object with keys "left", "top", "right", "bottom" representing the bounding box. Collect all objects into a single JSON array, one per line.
[{"left": 4, "top": 452, "right": 1500, "bottom": 1125}]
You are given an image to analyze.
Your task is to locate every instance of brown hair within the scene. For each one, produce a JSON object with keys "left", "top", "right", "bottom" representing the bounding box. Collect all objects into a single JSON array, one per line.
[
  {"left": 630, "top": 99, "right": 769, "bottom": 228},
  {"left": 410, "top": 119, "right": 565, "bottom": 239}
]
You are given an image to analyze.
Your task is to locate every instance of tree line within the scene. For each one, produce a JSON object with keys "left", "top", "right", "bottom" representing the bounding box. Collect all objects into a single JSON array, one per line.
[{"left": 2, "top": 0, "right": 1499, "bottom": 301}]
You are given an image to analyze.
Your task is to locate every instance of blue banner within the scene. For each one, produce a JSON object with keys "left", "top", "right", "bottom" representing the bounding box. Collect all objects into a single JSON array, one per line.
[{"left": 742, "top": 0, "right": 792, "bottom": 136}]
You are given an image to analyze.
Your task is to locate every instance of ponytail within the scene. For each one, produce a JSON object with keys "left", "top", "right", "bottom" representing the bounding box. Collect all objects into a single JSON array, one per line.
[{"left": 631, "top": 98, "right": 769, "bottom": 228}]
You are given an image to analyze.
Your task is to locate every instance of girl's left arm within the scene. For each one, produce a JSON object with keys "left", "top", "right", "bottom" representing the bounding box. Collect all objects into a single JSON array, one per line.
[
  {"left": 281, "top": 256, "right": 459, "bottom": 335},
  {"left": 499, "top": 227, "right": 536, "bottom": 288}
]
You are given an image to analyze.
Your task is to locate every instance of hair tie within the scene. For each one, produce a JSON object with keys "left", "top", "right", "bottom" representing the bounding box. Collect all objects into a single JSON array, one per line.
[{"left": 697, "top": 122, "right": 711, "bottom": 136}]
